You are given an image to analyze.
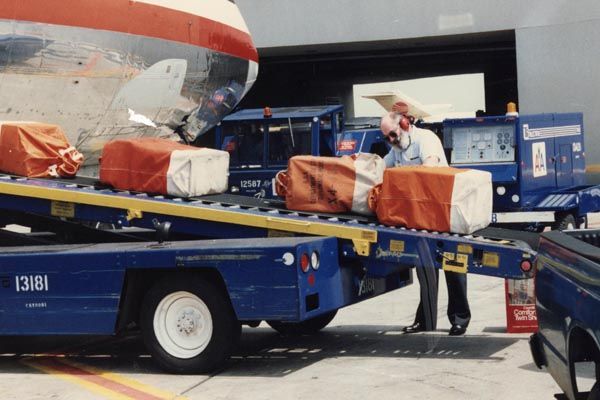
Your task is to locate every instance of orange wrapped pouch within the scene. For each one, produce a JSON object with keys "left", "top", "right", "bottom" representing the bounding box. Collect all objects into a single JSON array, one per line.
[
  {"left": 0, "top": 122, "right": 83, "bottom": 178},
  {"left": 368, "top": 166, "right": 492, "bottom": 234},
  {"left": 275, "top": 154, "right": 384, "bottom": 215},
  {"left": 99, "top": 138, "right": 229, "bottom": 197}
]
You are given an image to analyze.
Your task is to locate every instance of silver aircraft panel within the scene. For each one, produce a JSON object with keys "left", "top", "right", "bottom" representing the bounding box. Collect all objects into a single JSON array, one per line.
[{"left": 0, "top": 20, "right": 256, "bottom": 175}]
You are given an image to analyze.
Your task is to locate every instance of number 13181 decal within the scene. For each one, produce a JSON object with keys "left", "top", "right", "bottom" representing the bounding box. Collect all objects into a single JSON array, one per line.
[{"left": 15, "top": 275, "right": 49, "bottom": 292}]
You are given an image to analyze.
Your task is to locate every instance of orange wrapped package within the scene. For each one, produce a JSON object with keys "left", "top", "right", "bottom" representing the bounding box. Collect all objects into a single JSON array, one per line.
[
  {"left": 275, "top": 154, "right": 385, "bottom": 215},
  {"left": 99, "top": 138, "right": 229, "bottom": 197},
  {"left": 0, "top": 122, "right": 83, "bottom": 178},
  {"left": 368, "top": 166, "right": 492, "bottom": 234}
]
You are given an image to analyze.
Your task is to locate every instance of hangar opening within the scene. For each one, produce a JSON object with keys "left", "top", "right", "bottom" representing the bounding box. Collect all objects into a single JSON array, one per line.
[
  {"left": 353, "top": 73, "right": 485, "bottom": 118},
  {"left": 238, "top": 30, "right": 517, "bottom": 118}
]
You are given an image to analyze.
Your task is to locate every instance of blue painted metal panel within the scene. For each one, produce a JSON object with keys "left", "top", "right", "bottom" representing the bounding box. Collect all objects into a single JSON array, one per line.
[
  {"left": 222, "top": 106, "right": 344, "bottom": 122},
  {"left": 227, "top": 169, "right": 278, "bottom": 198},
  {"left": 445, "top": 113, "right": 590, "bottom": 214},
  {"left": 443, "top": 115, "right": 521, "bottom": 210},
  {"left": 556, "top": 143, "right": 574, "bottom": 187},
  {"left": 535, "top": 193, "right": 578, "bottom": 211},
  {"left": 578, "top": 186, "right": 600, "bottom": 215},
  {"left": 517, "top": 114, "right": 556, "bottom": 209},
  {"left": 311, "top": 116, "right": 321, "bottom": 156},
  {"left": 335, "top": 128, "right": 388, "bottom": 156},
  {"left": 453, "top": 163, "right": 518, "bottom": 184},
  {"left": 453, "top": 164, "right": 520, "bottom": 211},
  {"left": 554, "top": 113, "right": 586, "bottom": 186},
  {"left": 0, "top": 245, "right": 126, "bottom": 334},
  {"left": 215, "top": 106, "right": 345, "bottom": 199},
  {"left": 372, "top": 228, "right": 531, "bottom": 279},
  {"left": 1, "top": 237, "right": 383, "bottom": 334}
]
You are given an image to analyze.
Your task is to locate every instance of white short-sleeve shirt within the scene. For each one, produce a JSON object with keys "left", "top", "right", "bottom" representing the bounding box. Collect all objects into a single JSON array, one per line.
[{"left": 383, "top": 126, "right": 448, "bottom": 167}]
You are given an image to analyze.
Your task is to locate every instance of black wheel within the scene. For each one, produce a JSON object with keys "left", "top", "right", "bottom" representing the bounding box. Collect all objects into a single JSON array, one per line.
[
  {"left": 589, "top": 381, "right": 600, "bottom": 400},
  {"left": 140, "top": 275, "right": 241, "bottom": 374},
  {"left": 553, "top": 213, "right": 576, "bottom": 231},
  {"left": 267, "top": 310, "right": 337, "bottom": 335}
]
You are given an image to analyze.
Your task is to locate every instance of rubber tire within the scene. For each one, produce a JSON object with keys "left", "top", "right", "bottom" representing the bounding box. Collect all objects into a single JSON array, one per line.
[
  {"left": 140, "top": 275, "right": 241, "bottom": 374},
  {"left": 267, "top": 310, "right": 337, "bottom": 335},
  {"left": 552, "top": 213, "right": 576, "bottom": 231},
  {"left": 589, "top": 381, "right": 600, "bottom": 400}
]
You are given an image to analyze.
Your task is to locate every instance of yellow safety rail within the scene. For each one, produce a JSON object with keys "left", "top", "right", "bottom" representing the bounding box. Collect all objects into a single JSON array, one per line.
[{"left": 0, "top": 180, "right": 378, "bottom": 256}]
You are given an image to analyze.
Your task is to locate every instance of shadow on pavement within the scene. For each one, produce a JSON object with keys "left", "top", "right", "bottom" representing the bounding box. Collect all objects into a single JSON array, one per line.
[{"left": 0, "top": 324, "right": 523, "bottom": 377}]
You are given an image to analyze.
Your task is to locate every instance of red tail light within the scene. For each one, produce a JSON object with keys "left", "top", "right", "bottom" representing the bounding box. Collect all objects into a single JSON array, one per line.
[
  {"left": 300, "top": 253, "right": 310, "bottom": 273},
  {"left": 520, "top": 260, "right": 533, "bottom": 273}
]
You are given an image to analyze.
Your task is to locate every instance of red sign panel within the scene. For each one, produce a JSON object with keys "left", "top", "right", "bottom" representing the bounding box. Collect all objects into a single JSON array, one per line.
[
  {"left": 505, "top": 278, "right": 538, "bottom": 333},
  {"left": 338, "top": 140, "right": 357, "bottom": 152}
]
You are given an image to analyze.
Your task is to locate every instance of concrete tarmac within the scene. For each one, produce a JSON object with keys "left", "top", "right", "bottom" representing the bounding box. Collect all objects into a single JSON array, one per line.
[{"left": 0, "top": 272, "right": 563, "bottom": 400}]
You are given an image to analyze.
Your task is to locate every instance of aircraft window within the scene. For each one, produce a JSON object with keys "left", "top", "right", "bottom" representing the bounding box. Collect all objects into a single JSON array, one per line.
[{"left": 222, "top": 122, "right": 264, "bottom": 167}]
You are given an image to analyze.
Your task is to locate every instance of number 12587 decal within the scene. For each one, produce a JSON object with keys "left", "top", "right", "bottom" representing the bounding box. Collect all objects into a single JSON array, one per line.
[{"left": 15, "top": 275, "right": 49, "bottom": 292}]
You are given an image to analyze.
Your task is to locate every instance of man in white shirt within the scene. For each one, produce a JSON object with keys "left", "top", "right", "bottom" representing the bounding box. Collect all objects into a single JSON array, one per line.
[
  {"left": 379, "top": 106, "right": 470, "bottom": 336},
  {"left": 381, "top": 111, "right": 448, "bottom": 168}
]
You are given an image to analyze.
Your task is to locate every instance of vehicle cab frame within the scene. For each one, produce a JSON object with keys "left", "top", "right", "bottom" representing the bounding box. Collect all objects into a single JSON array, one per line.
[{"left": 215, "top": 105, "right": 344, "bottom": 198}]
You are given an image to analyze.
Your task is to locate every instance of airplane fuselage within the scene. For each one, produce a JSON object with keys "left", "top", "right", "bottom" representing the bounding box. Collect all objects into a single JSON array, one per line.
[{"left": 0, "top": 0, "right": 258, "bottom": 174}]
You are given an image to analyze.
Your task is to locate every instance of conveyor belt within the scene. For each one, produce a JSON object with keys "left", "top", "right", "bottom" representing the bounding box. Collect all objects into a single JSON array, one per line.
[
  {"left": 55, "top": 176, "right": 539, "bottom": 248},
  {"left": 0, "top": 174, "right": 379, "bottom": 255},
  {"left": 0, "top": 173, "right": 538, "bottom": 280},
  {"left": 49, "top": 175, "right": 377, "bottom": 224},
  {"left": 0, "top": 174, "right": 536, "bottom": 246}
]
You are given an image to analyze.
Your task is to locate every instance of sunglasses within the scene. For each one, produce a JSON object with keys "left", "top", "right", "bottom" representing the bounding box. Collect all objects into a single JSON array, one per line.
[{"left": 386, "top": 131, "right": 399, "bottom": 142}]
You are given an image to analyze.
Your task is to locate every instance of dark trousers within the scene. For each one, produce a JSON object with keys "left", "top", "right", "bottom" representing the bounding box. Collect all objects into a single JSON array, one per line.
[{"left": 413, "top": 268, "right": 471, "bottom": 330}]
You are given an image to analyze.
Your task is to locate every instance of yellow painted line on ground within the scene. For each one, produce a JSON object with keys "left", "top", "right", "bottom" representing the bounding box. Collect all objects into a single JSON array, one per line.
[
  {"left": 0, "top": 180, "right": 377, "bottom": 255},
  {"left": 21, "top": 357, "right": 186, "bottom": 400},
  {"left": 586, "top": 164, "right": 600, "bottom": 173},
  {"left": 21, "top": 358, "right": 130, "bottom": 400}
]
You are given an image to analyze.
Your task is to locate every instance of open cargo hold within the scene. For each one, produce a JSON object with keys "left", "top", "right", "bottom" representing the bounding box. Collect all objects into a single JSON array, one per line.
[
  {"left": 0, "top": 122, "right": 83, "bottom": 178},
  {"left": 99, "top": 138, "right": 229, "bottom": 197},
  {"left": 276, "top": 153, "right": 385, "bottom": 215},
  {"left": 369, "top": 166, "right": 492, "bottom": 234}
]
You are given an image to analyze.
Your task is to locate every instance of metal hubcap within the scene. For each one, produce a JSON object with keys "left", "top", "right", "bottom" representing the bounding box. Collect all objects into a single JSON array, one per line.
[
  {"left": 153, "top": 291, "right": 213, "bottom": 359},
  {"left": 177, "top": 310, "right": 200, "bottom": 335}
]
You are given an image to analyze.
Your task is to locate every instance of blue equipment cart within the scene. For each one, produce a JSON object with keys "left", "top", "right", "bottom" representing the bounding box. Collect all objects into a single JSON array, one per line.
[
  {"left": 443, "top": 113, "right": 600, "bottom": 230},
  {"left": 215, "top": 105, "right": 346, "bottom": 198}
]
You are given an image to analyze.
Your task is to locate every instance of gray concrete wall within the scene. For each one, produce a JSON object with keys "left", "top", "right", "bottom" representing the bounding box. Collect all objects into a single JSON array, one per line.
[
  {"left": 516, "top": 19, "right": 600, "bottom": 170},
  {"left": 237, "top": 1, "right": 600, "bottom": 48}
]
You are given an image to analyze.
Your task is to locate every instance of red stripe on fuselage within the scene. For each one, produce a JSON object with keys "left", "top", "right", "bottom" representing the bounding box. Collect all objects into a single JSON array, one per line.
[{"left": 0, "top": 0, "right": 258, "bottom": 63}]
